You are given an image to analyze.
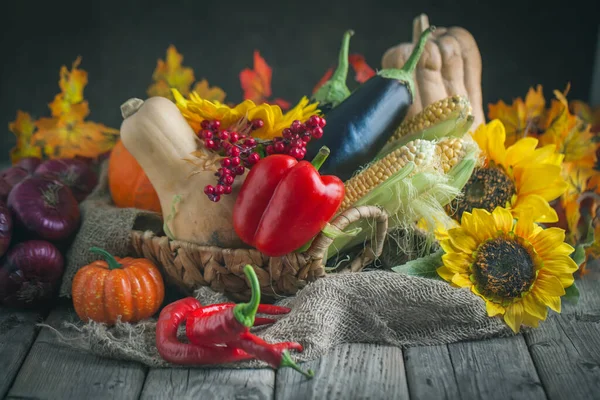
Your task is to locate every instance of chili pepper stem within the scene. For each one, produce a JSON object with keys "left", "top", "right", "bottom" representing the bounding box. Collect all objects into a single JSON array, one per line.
[
  {"left": 310, "top": 146, "right": 331, "bottom": 171},
  {"left": 280, "top": 350, "right": 315, "bottom": 379},
  {"left": 233, "top": 265, "right": 261, "bottom": 327},
  {"left": 89, "top": 247, "right": 122, "bottom": 270}
]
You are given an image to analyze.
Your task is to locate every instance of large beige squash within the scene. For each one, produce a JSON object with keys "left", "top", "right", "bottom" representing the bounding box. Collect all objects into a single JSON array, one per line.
[
  {"left": 382, "top": 14, "right": 485, "bottom": 128},
  {"left": 119, "top": 96, "right": 245, "bottom": 248}
]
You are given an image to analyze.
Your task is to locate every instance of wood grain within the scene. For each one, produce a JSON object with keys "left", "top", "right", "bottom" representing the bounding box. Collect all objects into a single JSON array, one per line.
[
  {"left": 275, "top": 343, "right": 409, "bottom": 400},
  {"left": 7, "top": 305, "right": 147, "bottom": 400},
  {"left": 404, "top": 344, "right": 461, "bottom": 400},
  {"left": 0, "top": 307, "right": 42, "bottom": 398},
  {"left": 141, "top": 368, "right": 274, "bottom": 400},
  {"left": 447, "top": 335, "right": 546, "bottom": 400}
]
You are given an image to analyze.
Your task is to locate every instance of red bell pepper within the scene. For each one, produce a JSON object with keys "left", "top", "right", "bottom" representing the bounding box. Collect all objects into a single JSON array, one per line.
[{"left": 233, "top": 146, "right": 344, "bottom": 257}]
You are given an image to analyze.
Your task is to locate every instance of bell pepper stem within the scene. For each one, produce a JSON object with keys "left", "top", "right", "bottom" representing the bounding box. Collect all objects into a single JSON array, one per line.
[
  {"left": 310, "top": 146, "right": 331, "bottom": 171},
  {"left": 89, "top": 247, "right": 122, "bottom": 270},
  {"left": 233, "top": 265, "right": 261, "bottom": 327},
  {"left": 280, "top": 350, "right": 315, "bottom": 379}
]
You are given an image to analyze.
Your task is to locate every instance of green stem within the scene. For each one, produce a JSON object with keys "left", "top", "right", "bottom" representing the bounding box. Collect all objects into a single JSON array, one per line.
[
  {"left": 280, "top": 350, "right": 315, "bottom": 379},
  {"left": 89, "top": 247, "right": 122, "bottom": 270},
  {"left": 310, "top": 146, "right": 330, "bottom": 171},
  {"left": 233, "top": 265, "right": 261, "bottom": 327},
  {"left": 402, "top": 26, "right": 435, "bottom": 75},
  {"left": 330, "top": 30, "right": 354, "bottom": 83}
]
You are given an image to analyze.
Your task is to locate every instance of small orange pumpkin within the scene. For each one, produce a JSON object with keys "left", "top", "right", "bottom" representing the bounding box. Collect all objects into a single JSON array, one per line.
[
  {"left": 108, "top": 139, "right": 162, "bottom": 214},
  {"left": 71, "top": 247, "right": 165, "bottom": 325}
]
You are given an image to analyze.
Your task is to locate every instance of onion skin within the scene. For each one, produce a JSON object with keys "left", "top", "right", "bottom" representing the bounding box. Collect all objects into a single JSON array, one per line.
[
  {"left": 0, "top": 240, "right": 64, "bottom": 308},
  {"left": 8, "top": 176, "right": 81, "bottom": 242},
  {"left": 15, "top": 157, "right": 42, "bottom": 174},
  {"left": 35, "top": 159, "right": 98, "bottom": 202},
  {"left": 0, "top": 166, "right": 30, "bottom": 202},
  {"left": 0, "top": 201, "right": 12, "bottom": 257}
]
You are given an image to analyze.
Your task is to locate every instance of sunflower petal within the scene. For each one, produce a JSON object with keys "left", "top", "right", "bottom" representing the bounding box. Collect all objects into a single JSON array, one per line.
[
  {"left": 530, "top": 227, "right": 569, "bottom": 258},
  {"left": 517, "top": 164, "right": 564, "bottom": 197},
  {"left": 492, "top": 206, "right": 515, "bottom": 233},
  {"left": 471, "top": 208, "right": 498, "bottom": 239},
  {"left": 522, "top": 295, "right": 549, "bottom": 320},
  {"left": 534, "top": 272, "right": 566, "bottom": 296},
  {"left": 512, "top": 194, "right": 559, "bottom": 223},
  {"left": 485, "top": 300, "right": 505, "bottom": 317},
  {"left": 521, "top": 310, "right": 542, "bottom": 328},
  {"left": 448, "top": 229, "right": 478, "bottom": 254},
  {"left": 533, "top": 291, "right": 562, "bottom": 313},
  {"left": 436, "top": 266, "right": 454, "bottom": 281},
  {"left": 451, "top": 273, "right": 473, "bottom": 288},
  {"left": 515, "top": 210, "right": 535, "bottom": 239},
  {"left": 486, "top": 120, "right": 508, "bottom": 164},
  {"left": 505, "top": 137, "right": 539, "bottom": 166},
  {"left": 441, "top": 252, "right": 471, "bottom": 274},
  {"left": 504, "top": 302, "right": 524, "bottom": 333}
]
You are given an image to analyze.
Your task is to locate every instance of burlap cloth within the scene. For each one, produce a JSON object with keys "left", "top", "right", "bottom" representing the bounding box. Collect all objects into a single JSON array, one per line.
[{"left": 53, "top": 160, "right": 512, "bottom": 368}]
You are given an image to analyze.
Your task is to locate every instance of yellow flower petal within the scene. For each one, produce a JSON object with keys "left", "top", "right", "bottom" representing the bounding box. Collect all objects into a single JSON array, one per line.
[
  {"left": 441, "top": 252, "right": 471, "bottom": 274},
  {"left": 470, "top": 208, "right": 498, "bottom": 239},
  {"left": 505, "top": 137, "right": 539, "bottom": 166},
  {"left": 522, "top": 295, "right": 549, "bottom": 320},
  {"left": 521, "top": 310, "right": 542, "bottom": 328},
  {"left": 529, "top": 227, "right": 569, "bottom": 258},
  {"left": 504, "top": 302, "right": 524, "bottom": 333},
  {"left": 532, "top": 291, "right": 561, "bottom": 313},
  {"left": 485, "top": 300, "right": 506, "bottom": 317},
  {"left": 515, "top": 210, "right": 535, "bottom": 239},
  {"left": 534, "top": 272, "right": 566, "bottom": 297},
  {"left": 492, "top": 206, "right": 515, "bottom": 233},
  {"left": 512, "top": 194, "right": 559, "bottom": 223},
  {"left": 436, "top": 266, "right": 455, "bottom": 281},
  {"left": 451, "top": 273, "right": 473, "bottom": 288},
  {"left": 448, "top": 228, "right": 478, "bottom": 254},
  {"left": 517, "top": 164, "right": 564, "bottom": 197}
]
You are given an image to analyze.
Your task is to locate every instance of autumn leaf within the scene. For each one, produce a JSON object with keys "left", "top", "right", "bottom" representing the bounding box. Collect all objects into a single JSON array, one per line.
[
  {"left": 9, "top": 110, "right": 42, "bottom": 163},
  {"left": 240, "top": 50, "right": 290, "bottom": 110},
  {"left": 147, "top": 45, "right": 196, "bottom": 100},
  {"left": 192, "top": 79, "right": 226, "bottom": 103},
  {"left": 348, "top": 54, "right": 375, "bottom": 83},
  {"left": 49, "top": 57, "right": 89, "bottom": 118},
  {"left": 313, "top": 68, "right": 333, "bottom": 94}
]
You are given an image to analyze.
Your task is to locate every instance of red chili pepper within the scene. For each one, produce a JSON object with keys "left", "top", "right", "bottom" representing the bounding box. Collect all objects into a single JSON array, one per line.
[
  {"left": 185, "top": 265, "right": 263, "bottom": 345},
  {"left": 155, "top": 297, "right": 254, "bottom": 365},
  {"left": 233, "top": 146, "right": 345, "bottom": 256},
  {"left": 233, "top": 330, "right": 314, "bottom": 378}
]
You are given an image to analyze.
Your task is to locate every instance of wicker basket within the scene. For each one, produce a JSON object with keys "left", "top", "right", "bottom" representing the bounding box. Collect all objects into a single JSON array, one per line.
[{"left": 130, "top": 205, "right": 388, "bottom": 302}]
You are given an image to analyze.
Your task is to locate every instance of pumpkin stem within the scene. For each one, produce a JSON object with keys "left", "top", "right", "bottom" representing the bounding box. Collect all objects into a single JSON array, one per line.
[
  {"left": 89, "top": 247, "right": 122, "bottom": 270},
  {"left": 121, "top": 98, "right": 145, "bottom": 119}
]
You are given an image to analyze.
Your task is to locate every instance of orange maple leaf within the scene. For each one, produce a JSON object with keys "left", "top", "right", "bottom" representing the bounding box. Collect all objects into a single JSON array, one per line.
[
  {"left": 49, "top": 56, "right": 89, "bottom": 118},
  {"left": 240, "top": 51, "right": 290, "bottom": 110},
  {"left": 9, "top": 111, "right": 42, "bottom": 163},
  {"left": 147, "top": 45, "right": 196, "bottom": 100},
  {"left": 348, "top": 54, "right": 375, "bottom": 83},
  {"left": 192, "top": 79, "right": 227, "bottom": 103}
]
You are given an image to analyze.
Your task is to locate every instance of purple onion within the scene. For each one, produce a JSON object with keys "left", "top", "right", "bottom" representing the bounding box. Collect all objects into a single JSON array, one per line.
[
  {"left": 0, "top": 202, "right": 12, "bottom": 257},
  {"left": 35, "top": 158, "right": 98, "bottom": 202}
]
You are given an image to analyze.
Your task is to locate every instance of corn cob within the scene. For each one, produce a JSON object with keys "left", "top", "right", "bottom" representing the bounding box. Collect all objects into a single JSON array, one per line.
[
  {"left": 341, "top": 139, "right": 436, "bottom": 211},
  {"left": 435, "top": 135, "right": 481, "bottom": 173},
  {"left": 390, "top": 95, "right": 472, "bottom": 143}
]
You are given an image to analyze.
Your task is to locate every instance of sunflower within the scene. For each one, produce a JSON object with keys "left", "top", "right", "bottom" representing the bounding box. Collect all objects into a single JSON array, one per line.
[
  {"left": 437, "top": 206, "right": 578, "bottom": 332},
  {"left": 172, "top": 89, "right": 319, "bottom": 140},
  {"left": 447, "top": 119, "right": 568, "bottom": 225}
]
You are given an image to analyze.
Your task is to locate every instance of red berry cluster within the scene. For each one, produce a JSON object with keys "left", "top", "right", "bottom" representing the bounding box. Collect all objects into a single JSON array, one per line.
[
  {"left": 199, "top": 115, "right": 326, "bottom": 202},
  {"left": 265, "top": 115, "right": 326, "bottom": 160}
]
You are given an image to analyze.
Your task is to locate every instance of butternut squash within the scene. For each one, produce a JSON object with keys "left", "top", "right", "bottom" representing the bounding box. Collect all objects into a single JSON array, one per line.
[
  {"left": 119, "top": 97, "right": 245, "bottom": 248},
  {"left": 382, "top": 14, "right": 485, "bottom": 128}
]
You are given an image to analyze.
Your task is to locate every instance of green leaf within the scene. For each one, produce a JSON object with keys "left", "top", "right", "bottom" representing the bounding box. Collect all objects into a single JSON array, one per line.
[
  {"left": 391, "top": 249, "right": 444, "bottom": 279},
  {"left": 571, "top": 245, "right": 587, "bottom": 267},
  {"left": 562, "top": 282, "right": 580, "bottom": 305}
]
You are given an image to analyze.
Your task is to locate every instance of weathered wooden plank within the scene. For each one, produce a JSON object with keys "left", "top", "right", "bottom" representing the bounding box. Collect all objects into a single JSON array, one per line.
[
  {"left": 404, "top": 345, "right": 460, "bottom": 400},
  {"left": 0, "top": 307, "right": 42, "bottom": 398},
  {"left": 274, "top": 343, "right": 409, "bottom": 400},
  {"left": 447, "top": 335, "right": 546, "bottom": 400},
  {"left": 7, "top": 305, "right": 147, "bottom": 400},
  {"left": 141, "top": 368, "right": 275, "bottom": 400},
  {"left": 525, "top": 313, "right": 600, "bottom": 399}
]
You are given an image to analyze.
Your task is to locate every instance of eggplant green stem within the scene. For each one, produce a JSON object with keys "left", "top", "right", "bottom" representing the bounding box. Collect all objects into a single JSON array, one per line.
[
  {"left": 89, "top": 247, "right": 121, "bottom": 270},
  {"left": 280, "top": 350, "right": 315, "bottom": 379},
  {"left": 310, "top": 146, "right": 330, "bottom": 171},
  {"left": 331, "top": 29, "right": 354, "bottom": 83},
  {"left": 233, "top": 265, "right": 261, "bottom": 327},
  {"left": 377, "top": 26, "right": 436, "bottom": 98}
]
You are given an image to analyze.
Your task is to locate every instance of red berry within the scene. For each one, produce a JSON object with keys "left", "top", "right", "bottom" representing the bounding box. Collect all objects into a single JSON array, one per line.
[
  {"left": 266, "top": 145, "right": 275, "bottom": 155},
  {"left": 229, "top": 146, "right": 241, "bottom": 157},
  {"left": 210, "top": 194, "right": 221, "bottom": 202},
  {"left": 230, "top": 157, "right": 241, "bottom": 166},
  {"left": 245, "top": 138, "right": 257, "bottom": 147},
  {"left": 220, "top": 158, "right": 231, "bottom": 167},
  {"left": 230, "top": 132, "right": 239, "bottom": 143},
  {"left": 318, "top": 117, "right": 326, "bottom": 127},
  {"left": 248, "top": 152, "right": 261, "bottom": 164},
  {"left": 274, "top": 142, "right": 285, "bottom": 153},
  {"left": 223, "top": 175, "right": 234, "bottom": 185},
  {"left": 204, "top": 185, "right": 215, "bottom": 195},
  {"left": 299, "top": 148, "right": 307, "bottom": 158},
  {"left": 252, "top": 119, "right": 264, "bottom": 130},
  {"left": 223, "top": 185, "right": 232, "bottom": 194},
  {"left": 210, "top": 120, "right": 221, "bottom": 130},
  {"left": 205, "top": 139, "right": 216, "bottom": 149},
  {"left": 215, "top": 185, "right": 225, "bottom": 195},
  {"left": 291, "top": 139, "right": 303, "bottom": 148},
  {"left": 289, "top": 147, "right": 303, "bottom": 159},
  {"left": 201, "top": 120, "right": 211, "bottom": 129},
  {"left": 216, "top": 168, "right": 230, "bottom": 177},
  {"left": 234, "top": 166, "right": 245, "bottom": 175},
  {"left": 219, "top": 131, "right": 230, "bottom": 141},
  {"left": 282, "top": 128, "right": 293, "bottom": 139},
  {"left": 290, "top": 120, "right": 303, "bottom": 134},
  {"left": 312, "top": 127, "right": 324, "bottom": 139},
  {"left": 200, "top": 130, "right": 213, "bottom": 139},
  {"left": 307, "top": 115, "right": 319, "bottom": 128},
  {"left": 301, "top": 134, "right": 311, "bottom": 143}
]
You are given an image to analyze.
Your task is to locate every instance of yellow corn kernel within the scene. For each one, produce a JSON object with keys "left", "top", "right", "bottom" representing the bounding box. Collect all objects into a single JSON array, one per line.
[
  {"left": 389, "top": 95, "right": 472, "bottom": 143},
  {"left": 341, "top": 139, "right": 436, "bottom": 210}
]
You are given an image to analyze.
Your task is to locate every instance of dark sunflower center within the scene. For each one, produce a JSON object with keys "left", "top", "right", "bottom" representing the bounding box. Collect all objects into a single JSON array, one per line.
[
  {"left": 448, "top": 166, "right": 516, "bottom": 221},
  {"left": 472, "top": 236, "right": 535, "bottom": 299}
]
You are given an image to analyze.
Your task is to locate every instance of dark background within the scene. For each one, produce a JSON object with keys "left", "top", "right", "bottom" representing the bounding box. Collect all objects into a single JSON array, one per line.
[{"left": 1, "top": 0, "right": 598, "bottom": 165}]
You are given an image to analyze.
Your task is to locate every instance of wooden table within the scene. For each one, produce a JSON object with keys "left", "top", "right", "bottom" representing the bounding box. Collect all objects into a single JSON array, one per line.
[{"left": 2, "top": 271, "right": 599, "bottom": 400}]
